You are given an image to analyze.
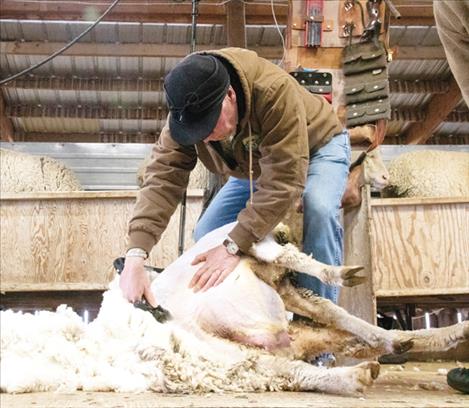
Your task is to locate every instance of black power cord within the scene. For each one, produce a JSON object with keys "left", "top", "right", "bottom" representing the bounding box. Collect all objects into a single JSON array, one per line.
[{"left": 0, "top": 0, "right": 121, "bottom": 86}]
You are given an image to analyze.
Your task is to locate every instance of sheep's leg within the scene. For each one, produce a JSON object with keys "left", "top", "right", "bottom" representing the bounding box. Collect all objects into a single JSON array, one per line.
[
  {"left": 277, "top": 280, "right": 413, "bottom": 355},
  {"left": 250, "top": 236, "right": 364, "bottom": 287},
  {"left": 259, "top": 356, "right": 380, "bottom": 395},
  {"left": 389, "top": 322, "right": 469, "bottom": 353},
  {"left": 288, "top": 320, "right": 389, "bottom": 361},
  {"left": 274, "top": 244, "right": 365, "bottom": 287}
]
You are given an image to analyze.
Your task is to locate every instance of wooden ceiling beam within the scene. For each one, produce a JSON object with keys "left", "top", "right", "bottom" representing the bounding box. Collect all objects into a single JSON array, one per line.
[
  {"left": 392, "top": 45, "right": 446, "bottom": 60},
  {"left": 390, "top": 16, "right": 435, "bottom": 26},
  {"left": 390, "top": 0, "right": 434, "bottom": 18},
  {"left": 0, "top": 0, "right": 288, "bottom": 24},
  {"left": 0, "top": 92, "right": 15, "bottom": 142},
  {"left": 405, "top": 76, "right": 463, "bottom": 144},
  {"left": 0, "top": 41, "right": 283, "bottom": 60},
  {"left": 388, "top": 1, "right": 435, "bottom": 26}
]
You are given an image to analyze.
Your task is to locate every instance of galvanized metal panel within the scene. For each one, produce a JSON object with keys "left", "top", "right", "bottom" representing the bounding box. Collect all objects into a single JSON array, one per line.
[
  {"left": 389, "top": 60, "right": 451, "bottom": 80},
  {"left": 17, "top": 117, "right": 100, "bottom": 133},
  {"left": 18, "top": 20, "right": 48, "bottom": 41},
  {"left": 94, "top": 22, "right": 120, "bottom": 43},
  {"left": 390, "top": 93, "right": 432, "bottom": 108},
  {"left": 436, "top": 122, "right": 469, "bottom": 135},
  {"left": 69, "top": 21, "right": 95, "bottom": 42},
  {"left": 142, "top": 23, "right": 165, "bottom": 43},
  {"left": 99, "top": 119, "right": 164, "bottom": 133},
  {"left": 419, "top": 27, "right": 442, "bottom": 46},
  {"left": 390, "top": 26, "right": 441, "bottom": 47},
  {"left": 0, "top": 20, "right": 22, "bottom": 40}
]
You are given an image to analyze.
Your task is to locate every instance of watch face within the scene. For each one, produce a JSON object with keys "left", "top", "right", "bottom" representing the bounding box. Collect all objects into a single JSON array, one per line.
[{"left": 225, "top": 241, "right": 237, "bottom": 255}]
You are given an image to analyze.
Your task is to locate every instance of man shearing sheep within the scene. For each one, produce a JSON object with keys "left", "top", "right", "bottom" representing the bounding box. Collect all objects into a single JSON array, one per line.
[{"left": 120, "top": 48, "right": 351, "bottom": 332}]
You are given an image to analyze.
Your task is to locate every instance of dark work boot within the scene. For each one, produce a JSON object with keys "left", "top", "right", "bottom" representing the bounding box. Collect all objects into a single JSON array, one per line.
[{"left": 447, "top": 368, "right": 469, "bottom": 394}]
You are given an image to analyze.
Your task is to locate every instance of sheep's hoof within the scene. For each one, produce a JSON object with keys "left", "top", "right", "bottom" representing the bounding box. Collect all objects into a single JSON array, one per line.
[
  {"left": 341, "top": 266, "right": 366, "bottom": 287},
  {"left": 393, "top": 339, "right": 414, "bottom": 354},
  {"left": 356, "top": 361, "right": 381, "bottom": 385},
  {"left": 366, "top": 361, "right": 381, "bottom": 380}
]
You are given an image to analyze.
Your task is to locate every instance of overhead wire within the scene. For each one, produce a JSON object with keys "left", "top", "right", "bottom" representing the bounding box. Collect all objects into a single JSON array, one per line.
[
  {"left": 270, "top": 0, "right": 286, "bottom": 67},
  {"left": 0, "top": 0, "right": 288, "bottom": 79},
  {"left": 0, "top": 0, "right": 121, "bottom": 86}
]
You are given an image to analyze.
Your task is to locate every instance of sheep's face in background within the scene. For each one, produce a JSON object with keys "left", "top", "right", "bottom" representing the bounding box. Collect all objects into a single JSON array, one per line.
[{"left": 363, "top": 148, "right": 389, "bottom": 192}]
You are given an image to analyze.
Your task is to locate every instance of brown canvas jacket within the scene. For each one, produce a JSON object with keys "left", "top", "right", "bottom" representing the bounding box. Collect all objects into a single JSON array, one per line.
[{"left": 128, "top": 47, "right": 343, "bottom": 254}]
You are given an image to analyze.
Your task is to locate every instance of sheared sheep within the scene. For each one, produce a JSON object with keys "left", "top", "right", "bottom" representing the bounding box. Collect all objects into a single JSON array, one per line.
[
  {"left": 2, "top": 222, "right": 468, "bottom": 395},
  {"left": 0, "top": 148, "right": 82, "bottom": 192},
  {"left": 153, "top": 222, "right": 467, "bottom": 356},
  {"left": 383, "top": 150, "right": 469, "bottom": 198}
]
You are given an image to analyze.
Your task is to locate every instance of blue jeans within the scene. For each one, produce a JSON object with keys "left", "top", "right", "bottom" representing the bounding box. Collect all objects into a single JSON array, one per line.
[{"left": 194, "top": 130, "right": 351, "bottom": 303}]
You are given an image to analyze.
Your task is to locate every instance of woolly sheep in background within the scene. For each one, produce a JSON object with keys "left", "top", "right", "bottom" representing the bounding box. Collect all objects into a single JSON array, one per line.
[
  {"left": 383, "top": 150, "right": 469, "bottom": 198},
  {"left": 0, "top": 148, "right": 83, "bottom": 193}
]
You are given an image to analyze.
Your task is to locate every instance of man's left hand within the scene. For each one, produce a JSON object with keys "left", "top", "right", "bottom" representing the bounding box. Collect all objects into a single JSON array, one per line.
[{"left": 189, "top": 245, "right": 241, "bottom": 292}]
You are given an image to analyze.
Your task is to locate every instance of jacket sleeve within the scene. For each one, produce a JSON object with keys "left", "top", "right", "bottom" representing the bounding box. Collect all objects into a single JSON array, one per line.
[
  {"left": 128, "top": 124, "right": 198, "bottom": 254},
  {"left": 229, "top": 77, "right": 309, "bottom": 253}
]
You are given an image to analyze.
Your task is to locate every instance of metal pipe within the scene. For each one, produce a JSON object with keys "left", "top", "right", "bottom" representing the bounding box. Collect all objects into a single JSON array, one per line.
[
  {"left": 0, "top": 0, "right": 121, "bottom": 86},
  {"left": 178, "top": 0, "right": 200, "bottom": 256},
  {"left": 191, "top": 0, "right": 200, "bottom": 53},
  {"left": 384, "top": 0, "right": 401, "bottom": 19}
]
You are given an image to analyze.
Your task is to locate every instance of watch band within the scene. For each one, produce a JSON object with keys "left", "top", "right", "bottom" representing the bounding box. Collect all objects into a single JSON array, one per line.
[{"left": 126, "top": 247, "right": 148, "bottom": 260}]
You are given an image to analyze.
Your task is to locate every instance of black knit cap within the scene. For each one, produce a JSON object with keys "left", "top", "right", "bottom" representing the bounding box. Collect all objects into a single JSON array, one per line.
[{"left": 164, "top": 54, "right": 230, "bottom": 145}]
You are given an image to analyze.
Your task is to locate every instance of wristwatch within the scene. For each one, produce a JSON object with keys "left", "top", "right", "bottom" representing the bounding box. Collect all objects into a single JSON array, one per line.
[
  {"left": 223, "top": 238, "right": 241, "bottom": 256},
  {"left": 125, "top": 247, "right": 148, "bottom": 260}
]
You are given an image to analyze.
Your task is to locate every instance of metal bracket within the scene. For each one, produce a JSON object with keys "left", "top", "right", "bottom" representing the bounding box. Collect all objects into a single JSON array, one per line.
[
  {"left": 305, "top": 0, "right": 324, "bottom": 48},
  {"left": 342, "top": 21, "right": 355, "bottom": 38}
]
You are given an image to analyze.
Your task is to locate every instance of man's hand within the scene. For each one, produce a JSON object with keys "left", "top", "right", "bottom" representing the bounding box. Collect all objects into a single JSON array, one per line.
[
  {"left": 119, "top": 256, "right": 157, "bottom": 307},
  {"left": 189, "top": 245, "right": 241, "bottom": 292}
]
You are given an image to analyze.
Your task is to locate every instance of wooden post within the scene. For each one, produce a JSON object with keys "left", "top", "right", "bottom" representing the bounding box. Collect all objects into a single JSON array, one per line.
[
  {"left": 340, "top": 186, "right": 376, "bottom": 324},
  {"left": 226, "top": 0, "right": 246, "bottom": 48}
]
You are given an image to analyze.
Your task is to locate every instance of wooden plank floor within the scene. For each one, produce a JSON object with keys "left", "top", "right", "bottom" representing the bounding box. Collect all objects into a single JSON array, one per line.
[{"left": 2, "top": 362, "right": 467, "bottom": 408}]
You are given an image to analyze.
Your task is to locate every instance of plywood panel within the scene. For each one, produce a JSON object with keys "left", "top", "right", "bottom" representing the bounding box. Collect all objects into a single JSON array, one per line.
[
  {"left": 0, "top": 192, "right": 203, "bottom": 291},
  {"left": 369, "top": 201, "right": 469, "bottom": 296}
]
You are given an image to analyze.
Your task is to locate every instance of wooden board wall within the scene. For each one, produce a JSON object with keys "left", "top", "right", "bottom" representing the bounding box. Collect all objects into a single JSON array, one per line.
[
  {"left": 370, "top": 198, "right": 469, "bottom": 297},
  {"left": 0, "top": 191, "right": 204, "bottom": 291},
  {"left": 341, "top": 192, "right": 469, "bottom": 323}
]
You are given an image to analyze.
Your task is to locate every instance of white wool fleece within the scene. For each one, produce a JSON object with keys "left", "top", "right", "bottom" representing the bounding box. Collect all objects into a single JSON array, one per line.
[{"left": 0, "top": 285, "right": 285, "bottom": 394}]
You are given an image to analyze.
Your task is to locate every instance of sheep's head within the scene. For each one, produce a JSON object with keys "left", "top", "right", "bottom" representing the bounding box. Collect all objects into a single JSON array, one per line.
[{"left": 363, "top": 147, "right": 389, "bottom": 192}]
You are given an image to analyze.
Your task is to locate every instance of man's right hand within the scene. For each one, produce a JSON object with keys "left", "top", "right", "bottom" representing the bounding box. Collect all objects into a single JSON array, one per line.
[{"left": 119, "top": 256, "right": 157, "bottom": 307}]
